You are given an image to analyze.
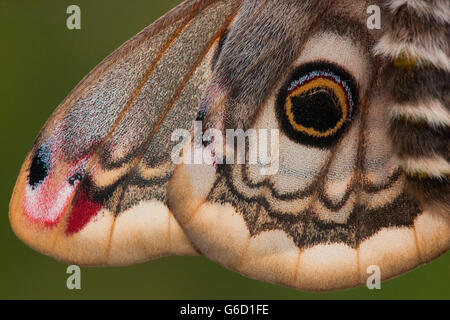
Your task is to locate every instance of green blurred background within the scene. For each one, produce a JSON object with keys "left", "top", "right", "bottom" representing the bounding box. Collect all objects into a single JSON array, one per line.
[{"left": 0, "top": 0, "right": 448, "bottom": 300}]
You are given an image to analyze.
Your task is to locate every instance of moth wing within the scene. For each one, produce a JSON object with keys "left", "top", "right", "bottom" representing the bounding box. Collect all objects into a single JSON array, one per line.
[
  {"left": 10, "top": 0, "right": 242, "bottom": 266},
  {"left": 168, "top": 0, "right": 449, "bottom": 291}
]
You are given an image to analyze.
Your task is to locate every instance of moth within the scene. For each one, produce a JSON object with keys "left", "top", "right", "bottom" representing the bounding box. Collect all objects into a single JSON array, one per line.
[{"left": 10, "top": 0, "right": 449, "bottom": 291}]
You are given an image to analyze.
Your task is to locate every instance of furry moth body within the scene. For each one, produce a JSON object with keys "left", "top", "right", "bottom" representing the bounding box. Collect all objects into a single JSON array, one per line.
[{"left": 10, "top": 0, "right": 449, "bottom": 291}]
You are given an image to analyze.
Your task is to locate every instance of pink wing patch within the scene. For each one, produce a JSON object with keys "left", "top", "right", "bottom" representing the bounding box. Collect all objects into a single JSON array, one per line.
[{"left": 22, "top": 140, "right": 103, "bottom": 234}]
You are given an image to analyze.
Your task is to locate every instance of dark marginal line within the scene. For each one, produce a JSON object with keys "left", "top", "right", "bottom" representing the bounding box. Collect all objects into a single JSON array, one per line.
[
  {"left": 318, "top": 168, "right": 402, "bottom": 211},
  {"left": 362, "top": 168, "right": 403, "bottom": 193},
  {"left": 318, "top": 185, "right": 353, "bottom": 212},
  {"left": 220, "top": 165, "right": 304, "bottom": 221},
  {"left": 239, "top": 163, "right": 316, "bottom": 200},
  {"left": 91, "top": 171, "right": 173, "bottom": 205},
  {"left": 217, "top": 162, "right": 421, "bottom": 249},
  {"left": 237, "top": 150, "right": 401, "bottom": 211}
]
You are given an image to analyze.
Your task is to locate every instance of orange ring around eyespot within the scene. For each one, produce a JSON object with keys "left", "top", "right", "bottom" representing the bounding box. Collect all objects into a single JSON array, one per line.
[{"left": 285, "top": 78, "right": 348, "bottom": 138}]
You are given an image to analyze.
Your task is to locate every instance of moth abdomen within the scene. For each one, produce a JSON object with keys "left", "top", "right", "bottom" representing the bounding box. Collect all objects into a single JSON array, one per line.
[{"left": 376, "top": 0, "right": 450, "bottom": 213}]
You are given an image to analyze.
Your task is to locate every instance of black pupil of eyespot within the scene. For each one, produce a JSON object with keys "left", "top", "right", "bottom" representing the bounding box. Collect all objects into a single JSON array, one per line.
[
  {"left": 290, "top": 89, "right": 342, "bottom": 132},
  {"left": 28, "top": 147, "right": 49, "bottom": 189}
]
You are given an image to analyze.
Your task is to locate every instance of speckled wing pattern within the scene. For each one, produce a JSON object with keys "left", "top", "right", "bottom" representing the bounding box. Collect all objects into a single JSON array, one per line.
[
  {"left": 168, "top": 0, "right": 449, "bottom": 291},
  {"left": 9, "top": 0, "right": 242, "bottom": 266}
]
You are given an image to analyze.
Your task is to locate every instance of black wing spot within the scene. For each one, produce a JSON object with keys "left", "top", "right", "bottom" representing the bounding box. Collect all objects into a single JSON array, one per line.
[{"left": 28, "top": 146, "right": 51, "bottom": 189}]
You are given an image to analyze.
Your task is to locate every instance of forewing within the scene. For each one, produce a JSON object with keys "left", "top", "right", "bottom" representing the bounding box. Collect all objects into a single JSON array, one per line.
[{"left": 10, "top": 0, "right": 242, "bottom": 266}]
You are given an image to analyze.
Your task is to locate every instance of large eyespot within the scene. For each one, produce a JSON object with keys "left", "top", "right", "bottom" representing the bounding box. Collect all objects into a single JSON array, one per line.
[
  {"left": 28, "top": 145, "right": 51, "bottom": 189},
  {"left": 276, "top": 61, "right": 359, "bottom": 148}
]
